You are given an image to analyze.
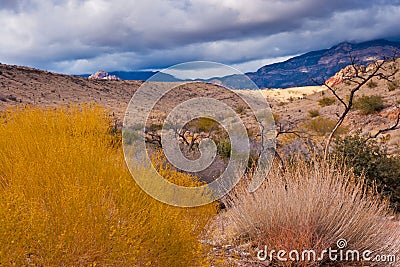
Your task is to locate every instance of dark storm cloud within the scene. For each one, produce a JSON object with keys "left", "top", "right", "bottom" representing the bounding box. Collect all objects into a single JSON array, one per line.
[
  {"left": 0, "top": 0, "right": 399, "bottom": 73},
  {"left": 0, "top": 0, "right": 38, "bottom": 11}
]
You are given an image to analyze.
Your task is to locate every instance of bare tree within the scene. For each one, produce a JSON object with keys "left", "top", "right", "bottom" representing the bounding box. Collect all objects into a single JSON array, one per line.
[{"left": 312, "top": 53, "right": 399, "bottom": 160}]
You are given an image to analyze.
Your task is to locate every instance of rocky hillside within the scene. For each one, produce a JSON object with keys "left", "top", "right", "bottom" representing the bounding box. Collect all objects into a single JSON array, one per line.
[
  {"left": 248, "top": 39, "right": 400, "bottom": 88},
  {"left": 0, "top": 63, "right": 140, "bottom": 119}
]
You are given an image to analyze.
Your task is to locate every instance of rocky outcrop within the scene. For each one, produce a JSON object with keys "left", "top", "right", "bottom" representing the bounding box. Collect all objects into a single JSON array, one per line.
[
  {"left": 325, "top": 65, "right": 365, "bottom": 87},
  {"left": 88, "top": 70, "right": 121, "bottom": 81}
]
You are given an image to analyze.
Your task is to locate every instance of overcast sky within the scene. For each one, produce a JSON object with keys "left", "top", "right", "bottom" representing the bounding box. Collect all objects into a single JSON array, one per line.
[{"left": 0, "top": 0, "right": 399, "bottom": 74}]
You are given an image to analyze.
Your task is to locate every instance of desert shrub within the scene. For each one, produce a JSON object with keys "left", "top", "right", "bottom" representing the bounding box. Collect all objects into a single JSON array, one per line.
[
  {"left": 121, "top": 128, "right": 141, "bottom": 145},
  {"left": 0, "top": 106, "right": 217, "bottom": 266},
  {"left": 367, "top": 79, "right": 378, "bottom": 88},
  {"left": 272, "top": 113, "right": 280, "bottom": 123},
  {"left": 397, "top": 99, "right": 400, "bottom": 105},
  {"left": 146, "top": 122, "right": 163, "bottom": 131},
  {"left": 217, "top": 159, "right": 399, "bottom": 266},
  {"left": 7, "top": 95, "right": 17, "bottom": 102},
  {"left": 216, "top": 138, "right": 231, "bottom": 159},
  {"left": 387, "top": 80, "right": 399, "bottom": 92},
  {"left": 277, "top": 101, "right": 286, "bottom": 107},
  {"left": 332, "top": 135, "right": 400, "bottom": 211},
  {"left": 235, "top": 105, "right": 247, "bottom": 115},
  {"left": 188, "top": 117, "right": 218, "bottom": 133},
  {"left": 318, "top": 97, "right": 335, "bottom": 107},
  {"left": 308, "top": 109, "right": 319, "bottom": 118},
  {"left": 301, "top": 117, "right": 348, "bottom": 136},
  {"left": 354, "top": 95, "right": 385, "bottom": 115}
]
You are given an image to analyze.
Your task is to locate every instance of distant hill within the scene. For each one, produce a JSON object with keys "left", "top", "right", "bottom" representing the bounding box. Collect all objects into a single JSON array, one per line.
[
  {"left": 243, "top": 39, "right": 400, "bottom": 88},
  {"left": 80, "top": 71, "right": 180, "bottom": 82}
]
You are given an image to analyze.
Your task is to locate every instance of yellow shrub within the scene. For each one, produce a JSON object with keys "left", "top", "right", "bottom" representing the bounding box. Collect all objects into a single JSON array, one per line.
[{"left": 0, "top": 105, "right": 217, "bottom": 266}]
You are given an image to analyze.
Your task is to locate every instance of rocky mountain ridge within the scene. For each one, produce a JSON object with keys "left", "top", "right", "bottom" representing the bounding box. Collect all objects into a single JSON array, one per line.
[
  {"left": 246, "top": 39, "right": 400, "bottom": 88},
  {"left": 88, "top": 70, "right": 121, "bottom": 80}
]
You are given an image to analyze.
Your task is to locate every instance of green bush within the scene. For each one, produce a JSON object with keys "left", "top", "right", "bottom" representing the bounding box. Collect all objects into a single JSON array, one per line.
[
  {"left": 318, "top": 97, "right": 335, "bottom": 107},
  {"left": 301, "top": 117, "right": 347, "bottom": 136},
  {"left": 189, "top": 117, "right": 218, "bottom": 133},
  {"left": 146, "top": 122, "right": 163, "bottom": 131},
  {"left": 7, "top": 95, "right": 17, "bottom": 102},
  {"left": 216, "top": 138, "right": 231, "bottom": 159},
  {"left": 277, "top": 101, "right": 286, "bottom": 107},
  {"left": 386, "top": 80, "right": 398, "bottom": 92},
  {"left": 332, "top": 135, "right": 400, "bottom": 211},
  {"left": 367, "top": 80, "right": 378, "bottom": 88},
  {"left": 354, "top": 95, "right": 384, "bottom": 115},
  {"left": 308, "top": 109, "right": 320, "bottom": 118},
  {"left": 235, "top": 105, "right": 247, "bottom": 115}
]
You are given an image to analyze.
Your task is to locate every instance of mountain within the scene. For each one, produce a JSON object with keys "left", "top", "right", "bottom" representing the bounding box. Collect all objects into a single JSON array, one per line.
[
  {"left": 81, "top": 70, "right": 180, "bottom": 82},
  {"left": 88, "top": 70, "right": 121, "bottom": 80},
  {"left": 242, "top": 39, "right": 400, "bottom": 88}
]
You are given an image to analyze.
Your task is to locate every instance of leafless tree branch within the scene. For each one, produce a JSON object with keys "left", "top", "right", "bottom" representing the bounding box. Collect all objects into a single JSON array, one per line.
[{"left": 366, "top": 112, "right": 400, "bottom": 142}]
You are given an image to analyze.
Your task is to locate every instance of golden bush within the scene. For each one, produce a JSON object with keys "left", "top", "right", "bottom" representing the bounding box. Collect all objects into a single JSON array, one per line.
[{"left": 0, "top": 105, "right": 217, "bottom": 266}]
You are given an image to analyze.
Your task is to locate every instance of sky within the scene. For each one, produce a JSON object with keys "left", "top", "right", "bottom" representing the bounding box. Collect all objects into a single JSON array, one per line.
[{"left": 0, "top": 0, "right": 400, "bottom": 74}]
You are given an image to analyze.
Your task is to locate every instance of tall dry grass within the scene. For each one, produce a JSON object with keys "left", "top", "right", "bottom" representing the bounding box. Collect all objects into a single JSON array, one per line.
[
  {"left": 0, "top": 105, "right": 217, "bottom": 266},
  {"left": 220, "top": 160, "right": 400, "bottom": 266}
]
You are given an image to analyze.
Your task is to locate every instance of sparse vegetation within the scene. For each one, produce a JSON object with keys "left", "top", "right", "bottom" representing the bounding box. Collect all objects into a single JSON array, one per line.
[
  {"left": 7, "top": 95, "right": 17, "bottom": 102},
  {"left": 318, "top": 97, "right": 335, "bottom": 107},
  {"left": 146, "top": 122, "right": 163, "bottom": 131},
  {"left": 308, "top": 109, "right": 320, "bottom": 118},
  {"left": 355, "top": 95, "right": 385, "bottom": 115},
  {"left": 216, "top": 138, "right": 231, "bottom": 159},
  {"left": 301, "top": 117, "right": 348, "bottom": 136},
  {"left": 277, "top": 101, "right": 286, "bottom": 107},
  {"left": 367, "top": 79, "right": 378, "bottom": 88},
  {"left": 387, "top": 80, "right": 399, "bottom": 91},
  {"left": 235, "top": 105, "right": 247, "bottom": 115},
  {"left": 189, "top": 117, "right": 218, "bottom": 133},
  {"left": 272, "top": 113, "right": 280, "bottom": 123}
]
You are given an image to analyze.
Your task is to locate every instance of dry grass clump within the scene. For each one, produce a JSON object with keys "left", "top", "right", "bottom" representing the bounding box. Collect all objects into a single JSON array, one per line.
[
  {"left": 0, "top": 105, "right": 217, "bottom": 266},
  {"left": 220, "top": 159, "right": 399, "bottom": 266},
  {"left": 318, "top": 97, "right": 335, "bottom": 107},
  {"left": 300, "top": 117, "right": 348, "bottom": 136}
]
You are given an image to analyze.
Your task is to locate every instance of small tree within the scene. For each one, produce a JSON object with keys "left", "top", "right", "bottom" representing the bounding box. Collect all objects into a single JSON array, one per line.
[{"left": 312, "top": 54, "right": 399, "bottom": 160}]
